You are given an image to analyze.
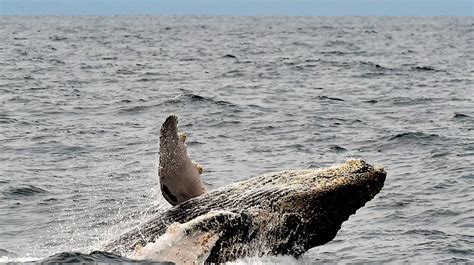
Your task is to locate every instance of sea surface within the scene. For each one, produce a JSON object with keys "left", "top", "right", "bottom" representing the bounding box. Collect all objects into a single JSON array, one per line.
[{"left": 0, "top": 16, "right": 473, "bottom": 263}]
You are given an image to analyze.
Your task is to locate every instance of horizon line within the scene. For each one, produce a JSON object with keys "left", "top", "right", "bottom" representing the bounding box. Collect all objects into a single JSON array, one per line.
[{"left": 1, "top": 14, "right": 473, "bottom": 17}]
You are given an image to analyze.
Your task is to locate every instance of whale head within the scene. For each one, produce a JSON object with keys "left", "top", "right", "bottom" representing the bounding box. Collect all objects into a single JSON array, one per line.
[{"left": 263, "top": 159, "right": 386, "bottom": 256}]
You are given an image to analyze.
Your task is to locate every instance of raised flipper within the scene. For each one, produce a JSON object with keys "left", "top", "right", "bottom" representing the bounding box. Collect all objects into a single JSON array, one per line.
[{"left": 159, "top": 115, "right": 207, "bottom": 206}]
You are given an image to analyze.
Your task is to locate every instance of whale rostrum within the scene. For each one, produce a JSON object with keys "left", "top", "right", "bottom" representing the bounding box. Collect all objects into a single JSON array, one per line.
[{"left": 103, "top": 159, "right": 386, "bottom": 263}]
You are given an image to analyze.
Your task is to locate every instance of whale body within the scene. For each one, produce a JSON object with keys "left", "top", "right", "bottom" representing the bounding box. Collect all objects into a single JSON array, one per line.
[{"left": 103, "top": 159, "right": 386, "bottom": 263}]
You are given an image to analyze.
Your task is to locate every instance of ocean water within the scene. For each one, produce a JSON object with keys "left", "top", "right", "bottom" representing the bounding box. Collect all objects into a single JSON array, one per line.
[{"left": 0, "top": 16, "right": 473, "bottom": 263}]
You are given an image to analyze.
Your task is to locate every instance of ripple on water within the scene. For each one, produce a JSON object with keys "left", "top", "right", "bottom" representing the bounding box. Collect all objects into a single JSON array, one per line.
[
  {"left": 117, "top": 105, "right": 153, "bottom": 114},
  {"left": 330, "top": 145, "right": 348, "bottom": 153},
  {"left": 453, "top": 113, "right": 471, "bottom": 119},
  {"left": 162, "top": 93, "right": 240, "bottom": 110},
  {"left": 387, "top": 132, "right": 443, "bottom": 142},
  {"left": 0, "top": 248, "right": 17, "bottom": 259},
  {"left": 410, "top": 66, "right": 443, "bottom": 72},
  {"left": 2, "top": 185, "right": 48, "bottom": 198}
]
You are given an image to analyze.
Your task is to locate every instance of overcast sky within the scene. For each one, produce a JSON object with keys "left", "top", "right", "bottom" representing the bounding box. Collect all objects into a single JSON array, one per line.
[{"left": 1, "top": 0, "right": 473, "bottom": 16}]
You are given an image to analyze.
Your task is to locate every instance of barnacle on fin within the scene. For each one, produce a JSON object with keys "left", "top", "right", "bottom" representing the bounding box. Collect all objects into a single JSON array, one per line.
[
  {"left": 193, "top": 161, "right": 204, "bottom": 174},
  {"left": 179, "top": 132, "right": 187, "bottom": 142}
]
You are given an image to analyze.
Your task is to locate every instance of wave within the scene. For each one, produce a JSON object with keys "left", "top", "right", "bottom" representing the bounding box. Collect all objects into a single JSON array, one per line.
[
  {"left": 359, "top": 61, "right": 393, "bottom": 71},
  {"left": 0, "top": 114, "right": 18, "bottom": 124},
  {"left": 48, "top": 36, "right": 68, "bottom": 41},
  {"left": 354, "top": 62, "right": 446, "bottom": 76},
  {"left": 320, "top": 51, "right": 347, "bottom": 55},
  {"left": 0, "top": 248, "right": 17, "bottom": 258},
  {"left": 223, "top": 69, "right": 245, "bottom": 77},
  {"left": 2, "top": 185, "right": 48, "bottom": 197},
  {"left": 164, "top": 93, "right": 239, "bottom": 109},
  {"left": 117, "top": 105, "right": 152, "bottom": 114},
  {"left": 391, "top": 97, "right": 437, "bottom": 105},
  {"left": 453, "top": 113, "right": 471, "bottom": 119},
  {"left": 223, "top": 54, "right": 237, "bottom": 59},
  {"left": 364, "top": 99, "right": 378, "bottom": 104},
  {"left": 330, "top": 145, "right": 348, "bottom": 153},
  {"left": 387, "top": 132, "right": 442, "bottom": 142},
  {"left": 402, "top": 229, "right": 448, "bottom": 237},
  {"left": 38, "top": 251, "right": 169, "bottom": 264},
  {"left": 315, "top": 95, "right": 345, "bottom": 102},
  {"left": 411, "top": 66, "right": 440, "bottom": 72}
]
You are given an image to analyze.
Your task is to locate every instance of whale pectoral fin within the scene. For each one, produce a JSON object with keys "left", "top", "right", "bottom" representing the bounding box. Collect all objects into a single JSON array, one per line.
[
  {"left": 193, "top": 161, "right": 204, "bottom": 174},
  {"left": 183, "top": 210, "right": 245, "bottom": 234},
  {"left": 187, "top": 210, "right": 252, "bottom": 262}
]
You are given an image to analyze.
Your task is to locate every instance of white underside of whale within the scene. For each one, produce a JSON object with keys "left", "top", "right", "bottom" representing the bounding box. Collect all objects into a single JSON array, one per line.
[{"left": 131, "top": 210, "right": 232, "bottom": 264}]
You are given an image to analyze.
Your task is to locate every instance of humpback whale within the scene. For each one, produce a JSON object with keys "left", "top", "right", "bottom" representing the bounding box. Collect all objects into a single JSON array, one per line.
[
  {"left": 159, "top": 115, "right": 206, "bottom": 206},
  {"left": 103, "top": 159, "right": 386, "bottom": 263}
]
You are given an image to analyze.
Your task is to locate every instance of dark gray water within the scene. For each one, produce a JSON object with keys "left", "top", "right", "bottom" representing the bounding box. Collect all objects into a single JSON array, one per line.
[{"left": 0, "top": 16, "right": 473, "bottom": 263}]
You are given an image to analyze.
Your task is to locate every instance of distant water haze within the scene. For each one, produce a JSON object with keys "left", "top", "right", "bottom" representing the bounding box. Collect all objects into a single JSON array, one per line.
[{"left": 0, "top": 16, "right": 473, "bottom": 263}]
